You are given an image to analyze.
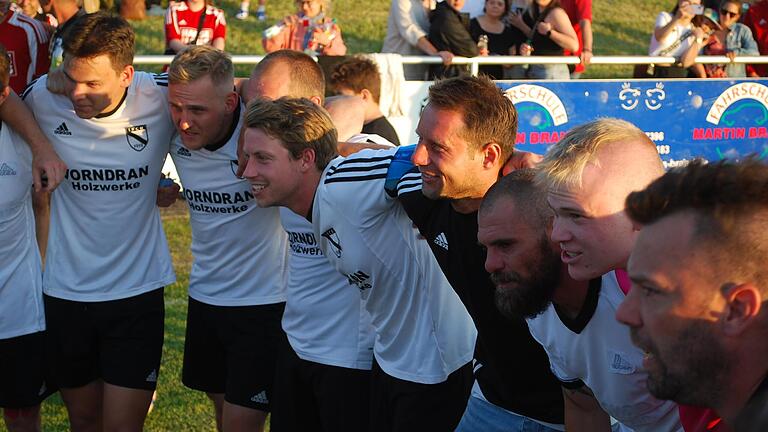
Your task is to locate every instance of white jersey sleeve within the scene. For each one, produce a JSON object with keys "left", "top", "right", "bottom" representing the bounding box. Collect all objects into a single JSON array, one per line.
[
  {"left": 170, "top": 110, "right": 287, "bottom": 305},
  {"left": 280, "top": 208, "right": 374, "bottom": 369},
  {"left": 23, "top": 72, "right": 176, "bottom": 301},
  {"left": 312, "top": 148, "right": 476, "bottom": 384},
  {"left": 0, "top": 123, "right": 45, "bottom": 339}
]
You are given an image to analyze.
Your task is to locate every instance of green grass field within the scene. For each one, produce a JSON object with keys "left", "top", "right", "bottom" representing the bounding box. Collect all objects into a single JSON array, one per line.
[{"left": 2, "top": 1, "right": 677, "bottom": 430}]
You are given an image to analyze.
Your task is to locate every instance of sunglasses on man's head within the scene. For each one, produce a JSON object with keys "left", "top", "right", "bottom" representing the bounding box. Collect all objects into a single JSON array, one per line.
[{"left": 720, "top": 8, "right": 739, "bottom": 18}]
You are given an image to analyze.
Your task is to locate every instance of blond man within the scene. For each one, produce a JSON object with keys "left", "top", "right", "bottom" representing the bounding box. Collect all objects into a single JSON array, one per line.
[{"left": 167, "top": 46, "right": 288, "bottom": 432}]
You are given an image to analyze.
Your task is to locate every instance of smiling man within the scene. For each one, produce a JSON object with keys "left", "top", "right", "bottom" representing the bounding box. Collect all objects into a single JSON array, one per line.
[
  {"left": 241, "top": 97, "right": 477, "bottom": 431},
  {"left": 166, "top": 46, "right": 288, "bottom": 432},
  {"left": 21, "top": 12, "right": 176, "bottom": 431},
  {"left": 616, "top": 159, "right": 768, "bottom": 432}
]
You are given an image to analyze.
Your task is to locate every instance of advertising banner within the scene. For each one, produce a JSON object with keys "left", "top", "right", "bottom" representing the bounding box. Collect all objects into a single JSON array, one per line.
[{"left": 390, "top": 79, "right": 768, "bottom": 168}]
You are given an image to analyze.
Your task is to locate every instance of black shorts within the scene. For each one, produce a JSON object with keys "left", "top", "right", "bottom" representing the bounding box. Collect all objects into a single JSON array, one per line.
[
  {"left": 369, "top": 360, "right": 473, "bottom": 432},
  {"left": 43, "top": 288, "right": 165, "bottom": 391},
  {"left": 182, "top": 298, "right": 285, "bottom": 411},
  {"left": 270, "top": 337, "right": 371, "bottom": 432},
  {"left": 0, "top": 332, "right": 57, "bottom": 408}
]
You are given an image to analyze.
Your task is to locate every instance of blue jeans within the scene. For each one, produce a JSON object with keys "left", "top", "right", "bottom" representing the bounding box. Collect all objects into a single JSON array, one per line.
[{"left": 454, "top": 395, "right": 563, "bottom": 432}]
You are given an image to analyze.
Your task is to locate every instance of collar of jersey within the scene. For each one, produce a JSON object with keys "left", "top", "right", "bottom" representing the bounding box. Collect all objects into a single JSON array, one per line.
[
  {"left": 94, "top": 87, "right": 128, "bottom": 119},
  {"left": 204, "top": 99, "right": 241, "bottom": 152}
]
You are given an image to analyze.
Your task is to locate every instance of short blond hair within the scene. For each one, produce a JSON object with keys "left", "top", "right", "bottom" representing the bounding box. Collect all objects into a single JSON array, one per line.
[
  {"left": 537, "top": 118, "right": 655, "bottom": 189},
  {"left": 168, "top": 45, "right": 233, "bottom": 90}
]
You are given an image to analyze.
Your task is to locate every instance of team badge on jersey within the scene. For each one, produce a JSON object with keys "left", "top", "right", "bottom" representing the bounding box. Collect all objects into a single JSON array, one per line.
[
  {"left": 321, "top": 227, "right": 342, "bottom": 257},
  {"left": 126, "top": 125, "right": 149, "bottom": 152}
]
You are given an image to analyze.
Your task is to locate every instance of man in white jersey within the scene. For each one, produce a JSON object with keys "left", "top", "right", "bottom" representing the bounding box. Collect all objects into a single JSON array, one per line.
[
  {"left": 240, "top": 50, "right": 377, "bottom": 432},
  {"left": 241, "top": 97, "right": 477, "bottom": 431},
  {"left": 535, "top": 118, "right": 708, "bottom": 430},
  {"left": 616, "top": 159, "right": 768, "bottom": 432},
  {"left": 0, "top": 44, "right": 66, "bottom": 432},
  {"left": 478, "top": 169, "right": 682, "bottom": 431},
  {"left": 21, "top": 13, "right": 176, "bottom": 431},
  {"left": 166, "top": 45, "right": 288, "bottom": 432}
]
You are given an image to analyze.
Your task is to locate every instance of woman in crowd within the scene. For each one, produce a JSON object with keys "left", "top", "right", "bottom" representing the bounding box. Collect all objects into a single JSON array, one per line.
[
  {"left": 509, "top": 0, "right": 578, "bottom": 79},
  {"left": 685, "top": 2, "right": 758, "bottom": 77},
  {"left": 469, "top": 0, "right": 526, "bottom": 79},
  {"left": 648, "top": 0, "right": 703, "bottom": 77},
  {"left": 262, "top": 0, "right": 346, "bottom": 55}
]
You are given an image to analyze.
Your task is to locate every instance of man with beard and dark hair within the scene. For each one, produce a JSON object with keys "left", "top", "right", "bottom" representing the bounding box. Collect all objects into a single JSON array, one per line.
[
  {"left": 478, "top": 169, "right": 683, "bottom": 432},
  {"left": 616, "top": 158, "right": 768, "bottom": 432}
]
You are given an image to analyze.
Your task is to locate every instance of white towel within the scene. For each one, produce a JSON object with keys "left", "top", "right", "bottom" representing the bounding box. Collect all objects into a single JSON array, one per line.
[{"left": 363, "top": 53, "right": 407, "bottom": 118}]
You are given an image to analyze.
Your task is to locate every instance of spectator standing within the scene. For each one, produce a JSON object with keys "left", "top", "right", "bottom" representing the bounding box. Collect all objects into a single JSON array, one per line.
[
  {"left": 262, "top": 0, "right": 346, "bottom": 56},
  {"left": 15, "top": 0, "right": 57, "bottom": 29},
  {"left": 559, "top": 0, "right": 593, "bottom": 78},
  {"left": 511, "top": 0, "right": 579, "bottom": 79},
  {"left": 688, "top": 4, "right": 757, "bottom": 78},
  {"left": 648, "top": 0, "right": 703, "bottom": 78},
  {"left": 330, "top": 57, "right": 401, "bottom": 146},
  {"left": 165, "top": 0, "right": 226, "bottom": 54},
  {"left": 469, "top": 0, "right": 526, "bottom": 79},
  {"left": 741, "top": 0, "right": 768, "bottom": 76},
  {"left": 382, "top": 0, "right": 454, "bottom": 80},
  {"left": 0, "top": 0, "right": 50, "bottom": 94},
  {"left": 46, "top": 0, "right": 85, "bottom": 70},
  {"left": 235, "top": 0, "right": 266, "bottom": 20},
  {"left": 428, "top": 0, "right": 478, "bottom": 78}
]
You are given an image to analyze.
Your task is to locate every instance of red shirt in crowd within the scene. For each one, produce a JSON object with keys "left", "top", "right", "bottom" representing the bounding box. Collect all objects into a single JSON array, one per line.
[
  {"left": 0, "top": 9, "right": 50, "bottom": 94},
  {"left": 743, "top": 0, "right": 768, "bottom": 76},
  {"left": 165, "top": 1, "right": 227, "bottom": 48},
  {"left": 559, "top": 0, "right": 591, "bottom": 74}
]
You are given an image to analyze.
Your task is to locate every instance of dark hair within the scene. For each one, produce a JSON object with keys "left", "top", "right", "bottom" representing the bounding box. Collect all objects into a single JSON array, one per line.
[
  {"left": 252, "top": 50, "right": 325, "bottom": 103},
  {"left": 626, "top": 157, "right": 768, "bottom": 288},
  {"left": 62, "top": 12, "right": 135, "bottom": 72},
  {"left": 720, "top": 0, "right": 742, "bottom": 12},
  {"left": 530, "top": 0, "right": 561, "bottom": 20},
  {"left": 329, "top": 57, "right": 381, "bottom": 103},
  {"left": 244, "top": 97, "right": 338, "bottom": 170},
  {"left": 427, "top": 75, "right": 518, "bottom": 163},
  {"left": 483, "top": 0, "right": 510, "bottom": 18},
  {"left": 0, "top": 44, "right": 9, "bottom": 90},
  {"left": 481, "top": 168, "right": 552, "bottom": 229}
]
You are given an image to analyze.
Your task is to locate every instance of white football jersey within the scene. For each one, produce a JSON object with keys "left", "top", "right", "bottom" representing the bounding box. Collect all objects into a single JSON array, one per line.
[
  {"left": 280, "top": 208, "right": 374, "bottom": 370},
  {"left": 170, "top": 109, "right": 287, "bottom": 306},
  {"left": 312, "top": 148, "right": 477, "bottom": 384},
  {"left": 0, "top": 123, "right": 45, "bottom": 339},
  {"left": 22, "top": 72, "right": 176, "bottom": 301},
  {"left": 527, "top": 272, "right": 682, "bottom": 432}
]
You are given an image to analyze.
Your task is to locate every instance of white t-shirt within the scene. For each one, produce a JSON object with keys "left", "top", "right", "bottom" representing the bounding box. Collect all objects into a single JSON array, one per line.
[
  {"left": 22, "top": 72, "right": 176, "bottom": 301},
  {"left": 527, "top": 271, "right": 682, "bottom": 432},
  {"left": 648, "top": 11, "right": 695, "bottom": 57},
  {"left": 280, "top": 208, "right": 374, "bottom": 370},
  {"left": 0, "top": 123, "right": 45, "bottom": 339},
  {"left": 170, "top": 109, "right": 287, "bottom": 306},
  {"left": 312, "top": 148, "right": 477, "bottom": 384}
]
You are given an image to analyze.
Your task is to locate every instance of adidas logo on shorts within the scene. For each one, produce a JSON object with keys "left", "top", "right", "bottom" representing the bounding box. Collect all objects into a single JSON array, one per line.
[
  {"left": 146, "top": 369, "right": 158, "bottom": 383},
  {"left": 0, "top": 162, "right": 17, "bottom": 176},
  {"left": 54, "top": 122, "right": 72, "bottom": 136},
  {"left": 250, "top": 390, "right": 268, "bottom": 404},
  {"left": 176, "top": 147, "right": 192, "bottom": 157},
  {"left": 433, "top": 232, "right": 449, "bottom": 251}
]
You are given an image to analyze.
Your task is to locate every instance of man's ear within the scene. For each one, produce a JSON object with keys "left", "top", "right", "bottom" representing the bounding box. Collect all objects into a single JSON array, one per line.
[
  {"left": 224, "top": 90, "right": 239, "bottom": 114},
  {"left": 722, "top": 282, "right": 763, "bottom": 336},
  {"left": 300, "top": 147, "right": 317, "bottom": 172},
  {"left": 309, "top": 95, "right": 323, "bottom": 106},
  {"left": 119, "top": 64, "right": 135, "bottom": 89},
  {"left": 360, "top": 88, "right": 372, "bottom": 102},
  {"left": 481, "top": 142, "right": 502, "bottom": 169},
  {"left": 0, "top": 85, "right": 10, "bottom": 108}
]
